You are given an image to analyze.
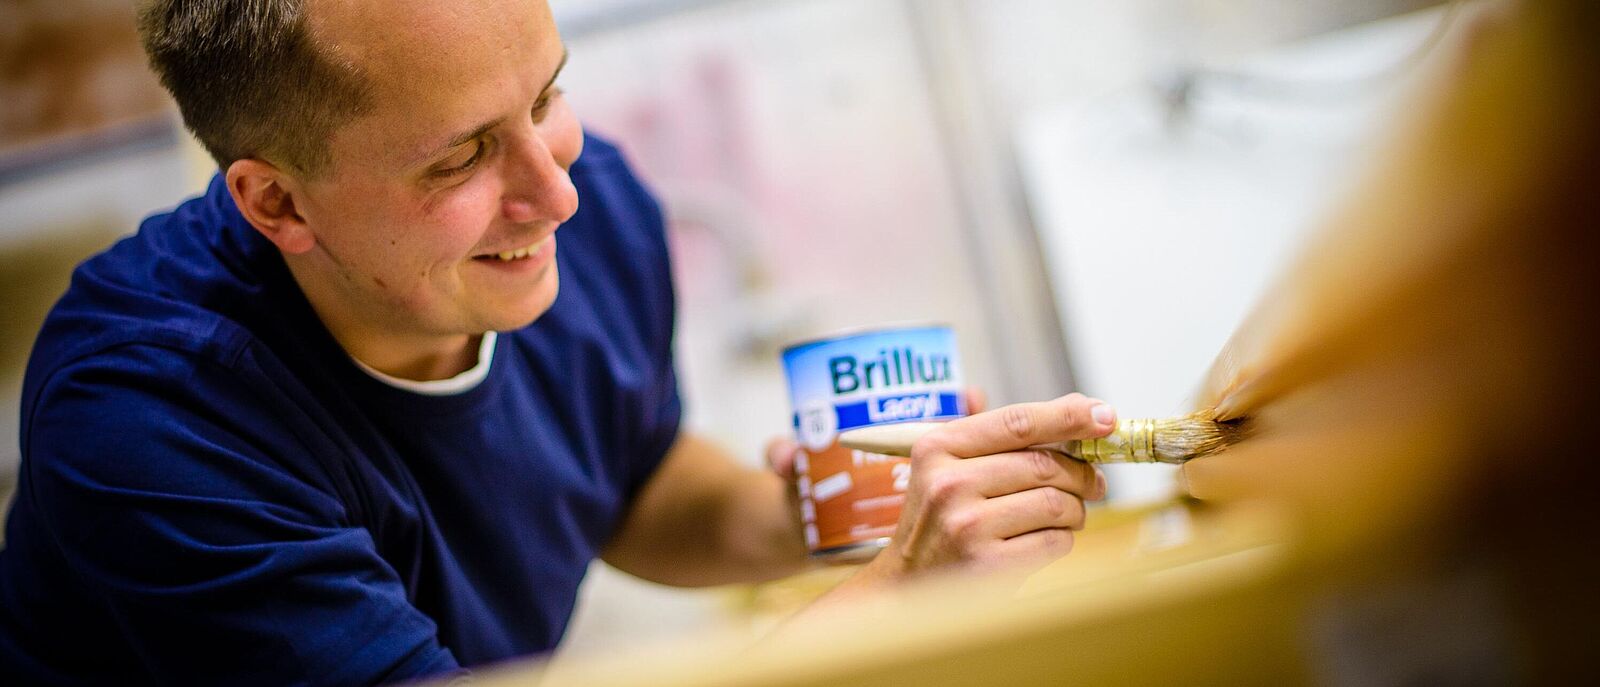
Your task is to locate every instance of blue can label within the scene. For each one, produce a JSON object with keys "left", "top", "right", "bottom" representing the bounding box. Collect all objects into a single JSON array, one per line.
[
  {"left": 784, "top": 326, "right": 966, "bottom": 450},
  {"left": 782, "top": 325, "right": 966, "bottom": 555}
]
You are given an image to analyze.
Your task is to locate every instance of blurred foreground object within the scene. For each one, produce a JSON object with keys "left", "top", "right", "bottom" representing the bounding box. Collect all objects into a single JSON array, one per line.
[{"left": 465, "top": 1, "right": 1600, "bottom": 683}]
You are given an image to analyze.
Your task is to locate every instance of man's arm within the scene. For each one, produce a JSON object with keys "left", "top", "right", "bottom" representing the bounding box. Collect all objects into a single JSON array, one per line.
[{"left": 602, "top": 432, "right": 813, "bottom": 587}]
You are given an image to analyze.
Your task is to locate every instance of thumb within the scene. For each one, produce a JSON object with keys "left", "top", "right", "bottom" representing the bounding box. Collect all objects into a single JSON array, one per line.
[
  {"left": 764, "top": 436, "right": 801, "bottom": 482},
  {"left": 964, "top": 386, "right": 989, "bottom": 415}
]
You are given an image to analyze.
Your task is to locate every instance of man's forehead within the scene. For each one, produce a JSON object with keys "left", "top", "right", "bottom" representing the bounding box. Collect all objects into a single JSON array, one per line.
[
  {"left": 306, "top": 0, "right": 563, "bottom": 168},
  {"left": 308, "top": 0, "right": 558, "bottom": 90}
]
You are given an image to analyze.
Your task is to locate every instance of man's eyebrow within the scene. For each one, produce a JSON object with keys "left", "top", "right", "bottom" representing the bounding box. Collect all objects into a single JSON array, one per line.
[
  {"left": 542, "top": 49, "right": 569, "bottom": 97},
  {"left": 412, "top": 48, "right": 569, "bottom": 168},
  {"left": 435, "top": 118, "right": 504, "bottom": 161}
]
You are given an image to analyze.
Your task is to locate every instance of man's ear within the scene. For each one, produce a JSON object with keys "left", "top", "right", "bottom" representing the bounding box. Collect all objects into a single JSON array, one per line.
[{"left": 226, "top": 158, "right": 316, "bottom": 255}]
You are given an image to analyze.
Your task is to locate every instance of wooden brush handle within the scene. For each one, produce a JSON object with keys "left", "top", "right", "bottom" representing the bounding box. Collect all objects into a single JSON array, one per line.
[
  {"left": 836, "top": 422, "right": 939, "bottom": 457},
  {"left": 837, "top": 422, "right": 1077, "bottom": 459}
]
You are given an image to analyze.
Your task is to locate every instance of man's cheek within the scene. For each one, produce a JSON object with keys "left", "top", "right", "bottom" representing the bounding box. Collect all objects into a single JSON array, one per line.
[
  {"left": 421, "top": 209, "right": 476, "bottom": 247},
  {"left": 429, "top": 183, "right": 503, "bottom": 245},
  {"left": 551, "top": 109, "right": 584, "bottom": 168}
]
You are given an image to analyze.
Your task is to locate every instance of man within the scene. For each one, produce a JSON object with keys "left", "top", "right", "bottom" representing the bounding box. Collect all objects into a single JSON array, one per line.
[{"left": 0, "top": 0, "right": 1116, "bottom": 683}]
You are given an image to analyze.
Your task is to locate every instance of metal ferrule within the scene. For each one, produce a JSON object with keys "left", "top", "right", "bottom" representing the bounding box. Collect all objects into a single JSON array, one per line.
[{"left": 1064, "top": 418, "right": 1162, "bottom": 464}]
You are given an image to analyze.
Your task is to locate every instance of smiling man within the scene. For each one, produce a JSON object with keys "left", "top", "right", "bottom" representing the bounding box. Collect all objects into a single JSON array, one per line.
[{"left": 0, "top": 0, "right": 1117, "bottom": 684}]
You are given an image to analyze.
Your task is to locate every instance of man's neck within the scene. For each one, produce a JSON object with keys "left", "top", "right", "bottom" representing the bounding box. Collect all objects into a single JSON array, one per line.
[
  {"left": 344, "top": 331, "right": 483, "bottom": 382},
  {"left": 285, "top": 260, "right": 481, "bottom": 382}
]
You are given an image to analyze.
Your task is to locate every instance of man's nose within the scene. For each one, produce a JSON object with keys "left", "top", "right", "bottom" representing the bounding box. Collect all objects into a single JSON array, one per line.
[{"left": 501, "top": 134, "right": 579, "bottom": 225}]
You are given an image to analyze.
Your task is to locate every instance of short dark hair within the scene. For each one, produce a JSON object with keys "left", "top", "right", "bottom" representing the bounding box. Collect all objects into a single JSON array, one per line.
[{"left": 137, "top": 0, "right": 372, "bottom": 175}]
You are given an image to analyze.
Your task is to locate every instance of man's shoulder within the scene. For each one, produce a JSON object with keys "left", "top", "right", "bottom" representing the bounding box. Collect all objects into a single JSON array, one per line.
[
  {"left": 563, "top": 130, "right": 667, "bottom": 254},
  {"left": 572, "top": 131, "right": 628, "bottom": 173},
  {"left": 22, "top": 181, "right": 295, "bottom": 449},
  {"left": 20, "top": 338, "right": 265, "bottom": 454},
  {"left": 16, "top": 338, "right": 329, "bottom": 510},
  {"left": 30, "top": 179, "right": 277, "bottom": 388},
  {"left": 568, "top": 131, "right": 659, "bottom": 219}
]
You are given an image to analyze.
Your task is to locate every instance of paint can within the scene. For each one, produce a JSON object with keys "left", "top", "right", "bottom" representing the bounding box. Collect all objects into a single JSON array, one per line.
[{"left": 782, "top": 324, "right": 967, "bottom": 562}]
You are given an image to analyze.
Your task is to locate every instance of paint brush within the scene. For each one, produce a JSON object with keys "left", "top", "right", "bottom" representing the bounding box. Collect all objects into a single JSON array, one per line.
[{"left": 837, "top": 415, "right": 1247, "bottom": 464}]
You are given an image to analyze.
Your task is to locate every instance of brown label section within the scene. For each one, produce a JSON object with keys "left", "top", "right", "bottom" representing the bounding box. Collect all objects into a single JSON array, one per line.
[{"left": 798, "top": 439, "right": 912, "bottom": 553}]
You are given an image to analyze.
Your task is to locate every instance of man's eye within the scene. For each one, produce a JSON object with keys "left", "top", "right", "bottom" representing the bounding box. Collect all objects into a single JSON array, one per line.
[
  {"left": 434, "top": 141, "right": 486, "bottom": 177},
  {"left": 532, "top": 87, "right": 563, "bottom": 122}
]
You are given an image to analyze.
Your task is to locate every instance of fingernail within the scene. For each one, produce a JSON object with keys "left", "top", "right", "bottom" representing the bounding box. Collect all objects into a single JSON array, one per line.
[
  {"left": 1095, "top": 471, "right": 1109, "bottom": 499},
  {"left": 1090, "top": 403, "right": 1115, "bottom": 426}
]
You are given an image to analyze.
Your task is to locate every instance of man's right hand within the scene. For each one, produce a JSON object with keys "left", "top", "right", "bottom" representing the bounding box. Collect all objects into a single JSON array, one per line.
[{"left": 859, "top": 393, "right": 1114, "bottom": 583}]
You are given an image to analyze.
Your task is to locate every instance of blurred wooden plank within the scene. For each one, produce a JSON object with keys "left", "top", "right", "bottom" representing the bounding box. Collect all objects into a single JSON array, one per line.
[{"left": 484, "top": 498, "right": 1308, "bottom": 687}]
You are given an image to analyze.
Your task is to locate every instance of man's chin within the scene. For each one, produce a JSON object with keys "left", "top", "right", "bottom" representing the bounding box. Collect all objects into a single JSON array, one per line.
[{"left": 481, "top": 268, "right": 560, "bottom": 333}]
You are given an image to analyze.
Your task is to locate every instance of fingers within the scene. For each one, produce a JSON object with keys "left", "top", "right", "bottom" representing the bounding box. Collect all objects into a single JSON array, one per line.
[
  {"left": 881, "top": 392, "right": 1113, "bottom": 577},
  {"left": 967, "top": 486, "right": 1087, "bottom": 538},
  {"left": 997, "top": 527, "right": 1076, "bottom": 564},
  {"left": 953, "top": 449, "right": 1105, "bottom": 500},
  {"left": 920, "top": 393, "right": 1117, "bottom": 459},
  {"left": 764, "top": 437, "right": 799, "bottom": 481}
]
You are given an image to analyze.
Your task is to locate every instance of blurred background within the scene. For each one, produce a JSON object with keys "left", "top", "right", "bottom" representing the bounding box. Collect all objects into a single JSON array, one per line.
[{"left": 1, "top": 0, "right": 1460, "bottom": 662}]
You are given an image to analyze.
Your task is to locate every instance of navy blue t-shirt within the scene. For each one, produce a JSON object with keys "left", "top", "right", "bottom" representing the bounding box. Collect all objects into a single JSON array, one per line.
[{"left": 0, "top": 134, "right": 681, "bottom": 684}]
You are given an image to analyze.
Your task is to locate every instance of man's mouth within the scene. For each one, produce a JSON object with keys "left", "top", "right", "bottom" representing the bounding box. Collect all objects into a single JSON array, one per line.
[{"left": 475, "top": 236, "right": 551, "bottom": 262}]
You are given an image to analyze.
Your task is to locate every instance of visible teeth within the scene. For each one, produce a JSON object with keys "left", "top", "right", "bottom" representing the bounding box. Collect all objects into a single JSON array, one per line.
[{"left": 486, "top": 237, "right": 548, "bottom": 262}]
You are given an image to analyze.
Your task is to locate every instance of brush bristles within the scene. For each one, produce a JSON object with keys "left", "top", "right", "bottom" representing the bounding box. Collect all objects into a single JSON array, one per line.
[
  {"left": 1064, "top": 415, "right": 1248, "bottom": 464},
  {"left": 1148, "top": 416, "right": 1246, "bottom": 462}
]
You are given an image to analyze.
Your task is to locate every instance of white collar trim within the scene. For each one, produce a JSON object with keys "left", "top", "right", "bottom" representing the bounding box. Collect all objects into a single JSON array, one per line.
[{"left": 350, "top": 331, "right": 497, "bottom": 396}]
